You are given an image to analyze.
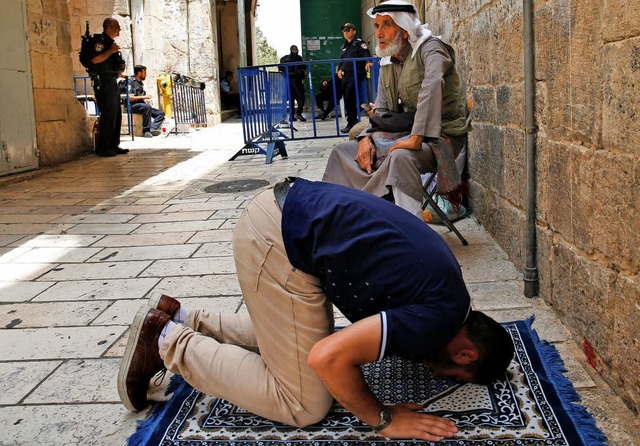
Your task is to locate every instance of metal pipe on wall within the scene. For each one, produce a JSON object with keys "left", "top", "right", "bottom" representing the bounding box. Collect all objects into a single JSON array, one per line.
[{"left": 523, "top": 0, "right": 538, "bottom": 297}]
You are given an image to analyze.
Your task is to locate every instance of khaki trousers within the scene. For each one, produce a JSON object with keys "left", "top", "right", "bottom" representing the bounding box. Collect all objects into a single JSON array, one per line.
[{"left": 159, "top": 187, "right": 335, "bottom": 427}]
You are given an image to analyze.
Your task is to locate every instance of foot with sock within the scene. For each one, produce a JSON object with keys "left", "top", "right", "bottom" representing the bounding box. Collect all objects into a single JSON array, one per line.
[{"left": 117, "top": 294, "right": 185, "bottom": 411}]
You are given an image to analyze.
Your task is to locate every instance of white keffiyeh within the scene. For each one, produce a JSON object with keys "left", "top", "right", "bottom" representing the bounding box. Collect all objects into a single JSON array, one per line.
[{"left": 366, "top": 0, "right": 432, "bottom": 59}]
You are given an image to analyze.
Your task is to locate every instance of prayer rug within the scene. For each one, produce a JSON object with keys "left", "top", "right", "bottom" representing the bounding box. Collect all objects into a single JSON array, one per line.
[{"left": 128, "top": 319, "right": 607, "bottom": 445}]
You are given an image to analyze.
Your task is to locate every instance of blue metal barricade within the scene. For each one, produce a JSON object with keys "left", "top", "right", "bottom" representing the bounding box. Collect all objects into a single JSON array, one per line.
[{"left": 230, "top": 57, "right": 380, "bottom": 164}]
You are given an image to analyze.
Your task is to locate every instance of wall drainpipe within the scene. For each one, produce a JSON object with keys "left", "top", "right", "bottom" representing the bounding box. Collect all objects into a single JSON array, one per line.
[{"left": 523, "top": 0, "right": 539, "bottom": 297}]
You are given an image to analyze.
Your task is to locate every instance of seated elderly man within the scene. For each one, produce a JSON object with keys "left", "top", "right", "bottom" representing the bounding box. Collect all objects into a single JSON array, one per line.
[{"left": 322, "top": 0, "right": 472, "bottom": 219}]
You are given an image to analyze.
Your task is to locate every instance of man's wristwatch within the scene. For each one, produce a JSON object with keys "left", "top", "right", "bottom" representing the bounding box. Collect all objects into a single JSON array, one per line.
[{"left": 372, "top": 406, "right": 393, "bottom": 432}]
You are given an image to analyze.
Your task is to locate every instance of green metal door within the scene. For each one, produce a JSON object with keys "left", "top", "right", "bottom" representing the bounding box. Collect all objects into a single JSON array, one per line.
[{"left": 300, "top": 0, "right": 362, "bottom": 106}]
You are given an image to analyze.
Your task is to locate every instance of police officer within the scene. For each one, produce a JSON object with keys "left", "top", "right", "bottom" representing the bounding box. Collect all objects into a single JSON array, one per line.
[
  {"left": 279, "top": 45, "right": 307, "bottom": 122},
  {"left": 89, "top": 18, "right": 128, "bottom": 157},
  {"left": 337, "top": 23, "right": 371, "bottom": 134}
]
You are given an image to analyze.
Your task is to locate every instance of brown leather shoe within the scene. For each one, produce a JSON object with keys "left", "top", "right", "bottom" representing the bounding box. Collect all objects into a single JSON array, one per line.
[
  {"left": 148, "top": 294, "right": 181, "bottom": 320},
  {"left": 118, "top": 306, "right": 170, "bottom": 411}
]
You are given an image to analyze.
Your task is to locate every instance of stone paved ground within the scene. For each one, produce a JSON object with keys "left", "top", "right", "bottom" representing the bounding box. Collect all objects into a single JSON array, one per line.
[{"left": 0, "top": 120, "right": 638, "bottom": 445}]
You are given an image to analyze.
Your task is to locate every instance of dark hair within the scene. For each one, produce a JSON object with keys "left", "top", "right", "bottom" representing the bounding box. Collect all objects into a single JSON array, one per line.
[
  {"left": 464, "top": 311, "right": 514, "bottom": 384},
  {"left": 134, "top": 65, "right": 147, "bottom": 74},
  {"left": 103, "top": 18, "right": 118, "bottom": 31},
  {"left": 290, "top": 45, "right": 298, "bottom": 52},
  {"left": 224, "top": 70, "right": 234, "bottom": 78}
]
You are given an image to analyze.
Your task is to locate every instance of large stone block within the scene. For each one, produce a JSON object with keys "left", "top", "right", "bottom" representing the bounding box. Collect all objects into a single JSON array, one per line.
[
  {"left": 496, "top": 84, "right": 524, "bottom": 127},
  {"left": 33, "top": 88, "right": 69, "bottom": 122},
  {"left": 29, "top": 15, "right": 57, "bottom": 54},
  {"left": 568, "top": 0, "right": 603, "bottom": 147},
  {"left": 545, "top": 140, "right": 572, "bottom": 240},
  {"left": 612, "top": 275, "right": 640, "bottom": 412},
  {"left": 570, "top": 145, "right": 595, "bottom": 253},
  {"left": 26, "top": 0, "right": 43, "bottom": 16},
  {"left": 534, "top": 0, "right": 572, "bottom": 140},
  {"left": 534, "top": 134, "right": 551, "bottom": 223},
  {"left": 36, "top": 119, "right": 91, "bottom": 166},
  {"left": 57, "top": 20, "right": 72, "bottom": 56},
  {"left": 535, "top": 225, "right": 554, "bottom": 300},
  {"left": 43, "top": 54, "right": 75, "bottom": 90},
  {"left": 29, "top": 52, "right": 46, "bottom": 90},
  {"left": 591, "top": 150, "right": 635, "bottom": 269},
  {"left": 492, "top": 0, "right": 524, "bottom": 84},
  {"left": 602, "top": 0, "right": 640, "bottom": 42},
  {"left": 466, "top": 10, "right": 499, "bottom": 85},
  {"left": 550, "top": 240, "right": 616, "bottom": 365},
  {"left": 602, "top": 38, "right": 640, "bottom": 154},
  {"left": 468, "top": 124, "right": 504, "bottom": 192},
  {"left": 501, "top": 127, "right": 526, "bottom": 208},
  {"left": 470, "top": 86, "right": 496, "bottom": 123}
]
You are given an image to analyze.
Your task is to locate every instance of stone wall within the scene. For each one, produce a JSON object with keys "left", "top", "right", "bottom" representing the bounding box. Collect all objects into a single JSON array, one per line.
[
  {"left": 426, "top": 0, "right": 640, "bottom": 413},
  {"left": 26, "top": 0, "right": 91, "bottom": 165}
]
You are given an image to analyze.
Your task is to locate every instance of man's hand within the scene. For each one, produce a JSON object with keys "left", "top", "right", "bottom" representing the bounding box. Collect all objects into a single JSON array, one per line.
[
  {"left": 389, "top": 135, "right": 424, "bottom": 154},
  {"left": 355, "top": 137, "right": 376, "bottom": 174},
  {"left": 110, "top": 43, "right": 121, "bottom": 54},
  {"left": 365, "top": 62, "right": 373, "bottom": 72},
  {"left": 378, "top": 403, "right": 458, "bottom": 442}
]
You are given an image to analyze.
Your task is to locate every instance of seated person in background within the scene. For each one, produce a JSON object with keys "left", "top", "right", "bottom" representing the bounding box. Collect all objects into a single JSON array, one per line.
[
  {"left": 314, "top": 77, "right": 342, "bottom": 120},
  {"left": 220, "top": 70, "right": 241, "bottom": 112},
  {"left": 129, "top": 65, "right": 165, "bottom": 137},
  {"left": 322, "top": 1, "right": 472, "bottom": 220}
]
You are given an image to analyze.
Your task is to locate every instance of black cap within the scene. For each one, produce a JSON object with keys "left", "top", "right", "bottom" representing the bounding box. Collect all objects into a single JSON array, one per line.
[
  {"left": 370, "top": 3, "right": 417, "bottom": 14},
  {"left": 341, "top": 22, "right": 356, "bottom": 31},
  {"left": 134, "top": 65, "right": 147, "bottom": 74}
]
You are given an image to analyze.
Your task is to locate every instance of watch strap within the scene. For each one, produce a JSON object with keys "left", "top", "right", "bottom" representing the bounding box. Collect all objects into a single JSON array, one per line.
[{"left": 372, "top": 406, "right": 393, "bottom": 432}]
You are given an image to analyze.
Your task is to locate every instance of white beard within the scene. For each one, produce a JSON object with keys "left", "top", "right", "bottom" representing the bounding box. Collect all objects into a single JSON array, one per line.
[{"left": 375, "top": 32, "right": 405, "bottom": 58}]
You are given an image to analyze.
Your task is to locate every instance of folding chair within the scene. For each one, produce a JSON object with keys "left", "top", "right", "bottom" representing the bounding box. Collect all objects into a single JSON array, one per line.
[{"left": 421, "top": 145, "right": 469, "bottom": 246}]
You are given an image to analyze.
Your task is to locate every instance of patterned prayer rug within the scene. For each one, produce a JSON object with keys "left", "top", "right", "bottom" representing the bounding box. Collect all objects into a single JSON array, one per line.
[{"left": 128, "top": 319, "right": 607, "bottom": 445}]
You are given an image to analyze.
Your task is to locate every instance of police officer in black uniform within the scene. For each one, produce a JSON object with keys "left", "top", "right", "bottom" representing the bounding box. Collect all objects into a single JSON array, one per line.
[
  {"left": 89, "top": 18, "right": 128, "bottom": 157},
  {"left": 337, "top": 23, "right": 371, "bottom": 134},
  {"left": 279, "top": 45, "right": 307, "bottom": 121}
]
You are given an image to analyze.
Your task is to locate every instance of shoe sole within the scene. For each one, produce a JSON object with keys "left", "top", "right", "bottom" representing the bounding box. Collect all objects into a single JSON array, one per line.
[{"left": 117, "top": 305, "right": 151, "bottom": 411}]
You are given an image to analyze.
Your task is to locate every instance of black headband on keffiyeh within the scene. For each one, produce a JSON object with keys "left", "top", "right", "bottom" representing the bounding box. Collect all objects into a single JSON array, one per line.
[{"left": 370, "top": 3, "right": 417, "bottom": 14}]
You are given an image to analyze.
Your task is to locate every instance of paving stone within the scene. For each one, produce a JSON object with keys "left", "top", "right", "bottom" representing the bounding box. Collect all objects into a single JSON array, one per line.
[
  {"left": 192, "top": 241, "right": 233, "bottom": 257},
  {"left": 187, "top": 229, "right": 234, "bottom": 243},
  {"left": 24, "top": 358, "right": 121, "bottom": 404},
  {"left": 128, "top": 210, "right": 215, "bottom": 224},
  {"left": 11, "top": 234, "right": 103, "bottom": 248},
  {"left": 132, "top": 220, "right": 225, "bottom": 234},
  {"left": 0, "top": 281, "right": 54, "bottom": 302},
  {"left": 0, "top": 263, "right": 56, "bottom": 281},
  {"left": 0, "top": 326, "right": 126, "bottom": 360},
  {"left": 93, "top": 232, "right": 195, "bottom": 247},
  {"left": 0, "top": 361, "right": 61, "bottom": 404},
  {"left": 454, "top": 244, "right": 521, "bottom": 283},
  {"left": 49, "top": 214, "right": 136, "bottom": 224},
  {"left": 554, "top": 340, "right": 596, "bottom": 389},
  {"left": 484, "top": 306, "right": 572, "bottom": 343},
  {"left": 0, "top": 223, "right": 75, "bottom": 235},
  {"left": 105, "top": 204, "right": 169, "bottom": 214},
  {"left": 0, "top": 301, "right": 111, "bottom": 328},
  {"left": 141, "top": 257, "right": 236, "bottom": 277},
  {"left": 162, "top": 200, "right": 244, "bottom": 213},
  {"left": 0, "top": 235, "right": 26, "bottom": 247},
  {"left": 37, "top": 261, "right": 151, "bottom": 281},
  {"left": 32, "top": 278, "right": 159, "bottom": 301},
  {"left": 468, "top": 280, "right": 534, "bottom": 310},
  {"left": 91, "top": 299, "right": 148, "bottom": 326},
  {"left": 0, "top": 214, "right": 63, "bottom": 224},
  {"left": 87, "top": 244, "right": 199, "bottom": 262},
  {"left": 0, "top": 404, "right": 142, "bottom": 446},
  {"left": 153, "top": 274, "right": 242, "bottom": 297},
  {"left": 5, "top": 247, "right": 103, "bottom": 263},
  {"left": 64, "top": 223, "right": 140, "bottom": 235}
]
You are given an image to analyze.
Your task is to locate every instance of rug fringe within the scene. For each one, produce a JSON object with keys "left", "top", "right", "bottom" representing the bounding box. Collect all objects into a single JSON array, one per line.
[
  {"left": 525, "top": 316, "right": 609, "bottom": 446},
  {"left": 127, "top": 374, "right": 187, "bottom": 446}
]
